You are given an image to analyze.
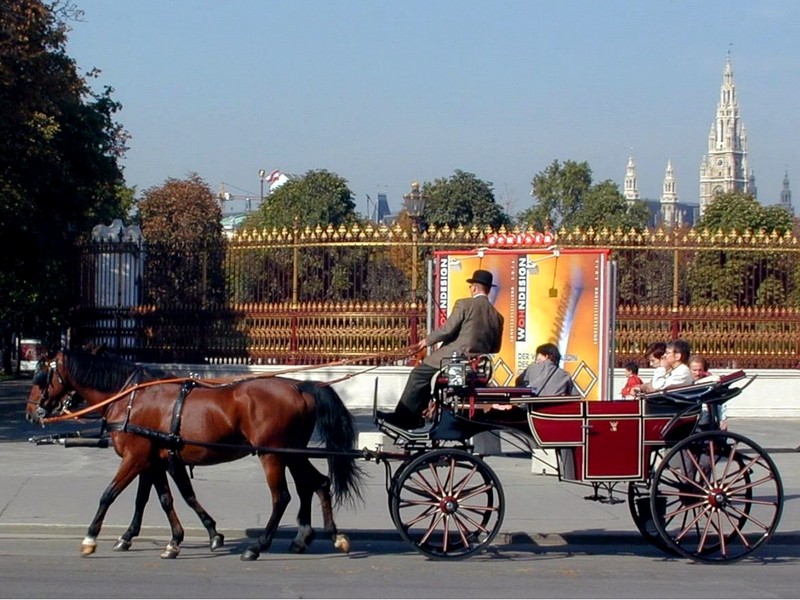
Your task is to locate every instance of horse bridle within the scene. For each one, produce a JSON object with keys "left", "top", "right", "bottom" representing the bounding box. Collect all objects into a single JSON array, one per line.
[{"left": 27, "top": 357, "right": 72, "bottom": 422}]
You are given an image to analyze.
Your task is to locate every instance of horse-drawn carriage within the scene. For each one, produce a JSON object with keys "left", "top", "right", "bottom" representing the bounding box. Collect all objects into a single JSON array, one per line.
[
  {"left": 372, "top": 353, "right": 783, "bottom": 563},
  {"left": 26, "top": 348, "right": 783, "bottom": 564}
]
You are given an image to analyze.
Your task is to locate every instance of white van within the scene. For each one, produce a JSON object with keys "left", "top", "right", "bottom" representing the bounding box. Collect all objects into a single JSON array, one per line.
[{"left": 13, "top": 338, "right": 44, "bottom": 372}]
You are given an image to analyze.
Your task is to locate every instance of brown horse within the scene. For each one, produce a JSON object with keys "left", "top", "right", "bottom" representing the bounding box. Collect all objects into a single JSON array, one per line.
[
  {"left": 27, "top": 355, "right": 226, "bottom": 557},
  {"left": 26, "top": 349, "right": 364, "bottom": 560}
]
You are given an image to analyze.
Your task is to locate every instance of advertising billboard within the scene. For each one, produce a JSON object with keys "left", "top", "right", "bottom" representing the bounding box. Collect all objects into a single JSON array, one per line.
[{"left": 432, "top": 248, "right": 614, "bottom": 400}]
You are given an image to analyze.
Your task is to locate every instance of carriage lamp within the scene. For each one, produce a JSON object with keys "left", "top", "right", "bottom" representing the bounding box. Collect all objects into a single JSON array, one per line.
[{"left": 443, "top": 360, "right": 468, "bottom": 390}]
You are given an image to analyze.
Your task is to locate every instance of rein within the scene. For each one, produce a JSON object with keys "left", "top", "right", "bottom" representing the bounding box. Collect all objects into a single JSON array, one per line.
[{"left": 41, "top": 348, "right": 416, "bottom": 425}]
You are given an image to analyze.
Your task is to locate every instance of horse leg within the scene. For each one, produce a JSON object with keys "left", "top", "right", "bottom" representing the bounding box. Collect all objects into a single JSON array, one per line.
[
  {"left": 113, "top": 468, "right": 155, "bottom": 552},
  {"left": 166, "top": 458, "right": 224, "bottom": 551},
  {"left": 287, "top": 458, "right": 316, "bottom": 553},
  {"left": 241, "top": 454, "right": 291, "bottom": 561},
  {"left": 81, "top": 458, "right": 143, "bottom": 556},
  {"left": 291, "top": 458, "right": 350, "bottom": 553},
  {"left": 150, "top": 465, "right": 184, "bottom": 559}
]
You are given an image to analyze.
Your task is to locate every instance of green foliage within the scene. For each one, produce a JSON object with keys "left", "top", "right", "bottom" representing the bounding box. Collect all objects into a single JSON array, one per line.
[
  {"left": 421, "top": 170, "right": 511, "bottom": 230},
  {"left": 689, "top": 192, "right": 796, "bottom": 307},
  {"left": 0, "top": 0, "right": 127, "bottom": 363},
  {"left": 245, "top": 169, "right": 356, "bottom": 230},
  {"left": 699, "top": 192, "right": 793, "bottom": 234},
  {"left": 518, "top": 160, "right": 648, "bottom": 232},
  {"left": 518, "top": 159, "right": 592, "bottom": 230},
  {"left": 138, "top": 174, "right": 226, "bottom": 307}
]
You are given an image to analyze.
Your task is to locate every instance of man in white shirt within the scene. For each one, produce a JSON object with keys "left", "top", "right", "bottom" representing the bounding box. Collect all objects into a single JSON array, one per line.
[{"left": 635, "top": 339, "right": 693, "bottom": 393}]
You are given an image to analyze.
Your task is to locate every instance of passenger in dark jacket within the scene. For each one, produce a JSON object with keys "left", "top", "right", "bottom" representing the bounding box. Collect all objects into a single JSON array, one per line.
[{"left": 516, "top": 342, "right": 575, "bottom": 396}]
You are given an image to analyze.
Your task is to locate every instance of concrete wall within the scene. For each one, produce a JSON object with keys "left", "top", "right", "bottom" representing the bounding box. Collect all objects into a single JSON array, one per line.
[{"left": 153, "top": 363, "right": 800, "bottom": 418}]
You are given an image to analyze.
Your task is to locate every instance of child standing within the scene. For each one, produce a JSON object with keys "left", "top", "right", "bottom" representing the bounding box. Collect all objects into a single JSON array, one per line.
[{"left": 620, "top": 362, "right": 643, "bottom": 399}]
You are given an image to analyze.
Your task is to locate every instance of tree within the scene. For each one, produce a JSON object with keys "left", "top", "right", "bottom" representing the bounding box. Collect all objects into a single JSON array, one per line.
[
  {"left": 571, "top": 180, "right": 650, "bottom": 232},
  {"left": 0, "top": 0, "right": 128, "bottom": 371},
  {"left": 421, "top": 170, "right": 511, "bottom": 230},
  {"left": 138, "top": 174, "right": 225, "bottom": 307},
  {"left": 245, "top": 169, "right": 356, "bottom": 231},
  {"left": 518, "top": 159, "right": 592, "bottom": 231},
  {"left": 518, "top": 160, "right": 649, "bottom": 233},
  {"left": 699, "top": 192, "right": 794, "bottom": 235},
  {"left": 688, "top": 192, "right": 796, "bottom": 307}
]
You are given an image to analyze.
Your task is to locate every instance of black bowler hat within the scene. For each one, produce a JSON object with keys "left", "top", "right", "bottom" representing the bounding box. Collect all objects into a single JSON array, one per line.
[{"left": 467, "top": 269, "right": 495, "bottom": 288}]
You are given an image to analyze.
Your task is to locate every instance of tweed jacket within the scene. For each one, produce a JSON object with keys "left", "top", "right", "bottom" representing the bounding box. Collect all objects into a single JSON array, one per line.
[{"left": 423, "top": 294, "right": 504, "bottom": 369}]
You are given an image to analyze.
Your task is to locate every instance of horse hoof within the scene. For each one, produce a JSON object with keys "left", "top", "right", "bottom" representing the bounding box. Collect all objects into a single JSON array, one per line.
[
  {"left": 80, "top": 543, "right": 97, "bottom": 557},
  {"left": 210, "top": 534, "right": 225, "bottom": 551},
  {"left": 240, "top": 548, "right": 259, "bottom": 561},
  {"left": 289, "top": 540, "right": 307, "bottom": 554},
  {"left": 113, "top": 538, "right": 132, "bottom": 552},
  {"left": 160, "top": 544, "right": 180, "bottom": 559},
  {"left": 334, "top": 533, "right": 350, "bottom": 553}
]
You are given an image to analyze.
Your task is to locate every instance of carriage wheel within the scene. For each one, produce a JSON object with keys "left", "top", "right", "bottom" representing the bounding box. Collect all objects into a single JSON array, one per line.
[
  {"left": 651, "top": 431, "right": 783, "bottom": 563},
  {"left": 627, "top": 481, "right": 677, "bottom": 555},
  {"left": 389, "top": 448, "right": 505, "bottom": 560}
]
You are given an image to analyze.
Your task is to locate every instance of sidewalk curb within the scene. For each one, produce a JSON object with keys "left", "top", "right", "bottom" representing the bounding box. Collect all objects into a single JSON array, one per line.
[{"left": 2, "top": 523, "right": 798, "bottom": 547}]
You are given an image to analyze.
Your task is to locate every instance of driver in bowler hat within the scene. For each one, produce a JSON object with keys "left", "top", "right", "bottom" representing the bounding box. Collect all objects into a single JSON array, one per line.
[{"left": 377, "top": 269, "right": 504, "bottom": 430}]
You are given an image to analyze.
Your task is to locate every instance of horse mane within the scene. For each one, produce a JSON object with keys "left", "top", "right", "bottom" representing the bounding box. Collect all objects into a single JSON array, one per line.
[{"left": 63, "top": 349, "right": 173, "bottom": 393}]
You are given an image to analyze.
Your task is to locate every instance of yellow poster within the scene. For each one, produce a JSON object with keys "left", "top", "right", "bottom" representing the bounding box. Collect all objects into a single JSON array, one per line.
[{"left": 432, "top": 248, "right": 613, "bottom": 400}]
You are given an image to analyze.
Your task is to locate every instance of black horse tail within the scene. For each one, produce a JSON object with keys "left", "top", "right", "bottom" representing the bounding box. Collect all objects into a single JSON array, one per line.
[{"left": 300, "top": 381, "right": 365, "bottom": 507}]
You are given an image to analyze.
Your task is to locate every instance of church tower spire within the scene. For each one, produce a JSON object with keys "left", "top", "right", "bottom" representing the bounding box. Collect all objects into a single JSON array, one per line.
[
  {"left": 699, "top": 52, "right": 753, "bottom": 215},
  {"left": 780, "top": 170, "right": 793, "bottom": 215},
  {"left": 624, "top": 155, "right": 639, "bottom": 202},
  {"left": 661, "top": 160, "right": 680, "bottom": 227}
]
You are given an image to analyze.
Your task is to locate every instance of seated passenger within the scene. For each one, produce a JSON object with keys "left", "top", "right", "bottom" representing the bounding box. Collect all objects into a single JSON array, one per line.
[
  {"left": 635, "top": 339, "right": 694, "bottom": 394},
  {"left": 691, "top": 355, "right": 728, "bottom": 430},
  {"left": 620, "top": 361, "right": 643, "bottom": 399},
  {"left": 516, "top": 343, "right": 575, "bottom": 396}
]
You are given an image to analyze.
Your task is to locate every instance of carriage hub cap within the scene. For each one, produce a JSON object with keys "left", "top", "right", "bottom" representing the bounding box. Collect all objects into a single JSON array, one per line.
[
  {"left": 440, "top": 496, "right": 459, "bottom": 514},
  {"left": 707, "top": 488, "right": 727, "bottom": 508}
]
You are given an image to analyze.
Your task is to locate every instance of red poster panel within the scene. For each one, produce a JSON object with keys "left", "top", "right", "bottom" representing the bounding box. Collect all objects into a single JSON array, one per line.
[{"left": 432, "top": 248, "right": 613, "bottom": 400}]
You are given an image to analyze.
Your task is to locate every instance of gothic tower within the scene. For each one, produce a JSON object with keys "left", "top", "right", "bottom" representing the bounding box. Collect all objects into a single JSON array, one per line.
[
  {"left": 780, "top": 170, "right": 793, "bottom": 215},
  {"left": 661, "top": 160, "right": 680, "bottom": 227},
  {"left": 699, "top": 53, "right": 754, "bottom": 215},
  {"left": 624, "top": 155, "right": 639, "bottom": 202}
]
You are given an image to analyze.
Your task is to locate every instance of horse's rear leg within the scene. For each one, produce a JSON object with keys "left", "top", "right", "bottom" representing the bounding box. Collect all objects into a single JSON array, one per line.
[
  {"left": 167, "top": 458, "right": 224, "bottom": 551},
  {"left": 287, "top": 457, "right": 317, "bottom": 553},
  {"left": 289, "top": 458, "right": 349, "bottom": 554},
  {"left": 113, "top": 469, "right": 154, "bottom": 552},
  {"left": 241, "top": 454, "right": 291, "bottom": 561}
]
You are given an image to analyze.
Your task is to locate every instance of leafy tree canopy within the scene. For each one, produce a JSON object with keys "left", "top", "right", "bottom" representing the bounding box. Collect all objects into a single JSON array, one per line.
[
  {"left": 138, "top": 174, "right": 223, "bottom": 247},
  {"left": 138, "top": 174, "right": 225, "bottom": 307},
  {"left": 698, "top": 191, "right": 794, "bottom": 235},
  {"left": 518, "top": 159, "right": 648, "bottom": 232},
  {"left": 245, "top": 169, "right": 356, "bottom": 230},
  {"left": 421, "top": 170, "right": 511, "bottom": 230},
  {"left": 0, "top": 0, "right": 128, "bottom": 362}
]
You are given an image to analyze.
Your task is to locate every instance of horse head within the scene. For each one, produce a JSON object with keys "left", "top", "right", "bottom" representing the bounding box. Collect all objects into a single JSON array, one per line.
[{"left": 26, "top": 349, "right": 75, "bottom": 425}]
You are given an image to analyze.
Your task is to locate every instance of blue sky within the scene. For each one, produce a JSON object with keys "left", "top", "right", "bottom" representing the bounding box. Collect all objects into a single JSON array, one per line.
[{"left": 66, "top": 0, "right": 800, "bottom": 218}]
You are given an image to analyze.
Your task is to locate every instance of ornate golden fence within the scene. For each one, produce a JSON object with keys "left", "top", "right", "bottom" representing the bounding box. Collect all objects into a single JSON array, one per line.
[{"left": 71, "top": 222, "right": 800, "bottom": 369}]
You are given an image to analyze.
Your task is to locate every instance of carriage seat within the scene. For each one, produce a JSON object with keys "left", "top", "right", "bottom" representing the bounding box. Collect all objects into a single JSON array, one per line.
[{"left": 643, "top": 369, "right": 747, "bottom": 407}]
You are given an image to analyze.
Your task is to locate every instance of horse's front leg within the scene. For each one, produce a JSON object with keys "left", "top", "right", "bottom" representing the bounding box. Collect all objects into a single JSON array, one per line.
[
  {"left": 82, "top": 458, "right": 143, "bottom": 557},
  {"left": 150, "top": 465, "right": 184, "bottom": 559},
  {"left": 167, "top": 458, "right": 224, "bottom": 551},
  {"left": 241, "top": 454, "right": 291, "bottom": 561},
  {"left": 113, "top": 468, "right": 154, "bottom": 552}
]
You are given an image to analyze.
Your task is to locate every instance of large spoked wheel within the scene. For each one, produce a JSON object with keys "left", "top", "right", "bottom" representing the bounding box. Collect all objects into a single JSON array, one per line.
[
  {"left": 627, "top": 481, "right": 677, "bottom": 555},
  {"left": 651, "top": 431, "right": 783, "bottom": 563},
  {"left": 389, "top": 448, "right": 505, "bottom": 560}
]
